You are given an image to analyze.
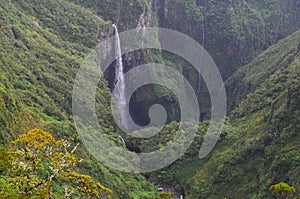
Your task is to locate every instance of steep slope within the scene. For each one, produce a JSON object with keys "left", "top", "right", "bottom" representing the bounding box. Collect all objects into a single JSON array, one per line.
[
  {"left": 161, "top": 0, "right": 300, "bottom": 80},
  {"left": 0, "top": 1, "right": 159, "bottom": 198},
  {"left": 195, "top": 30, "right": 300, "bottom": 198},
  {"left": 74, "top": 0, "right": 299, "bottom": 80},
  {"left": 226, "top": 28, "right": 300, "bottom": 112},
  {"left": 143, "top": 30, "right": 300, "bottom": 198},
  {"left": 66, "top": 0, "right": 300, "bottom": 121},
  {"left": 67, "top": 0, "right": 158, "bottom": 30},
  {"left": 1, "top": 0, "right": 299, "bottom": 198}
]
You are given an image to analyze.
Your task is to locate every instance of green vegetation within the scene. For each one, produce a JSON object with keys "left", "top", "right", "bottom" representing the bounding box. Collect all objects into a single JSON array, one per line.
[
  {"left": 136, "top": 31, "right": 300, "bottom": 198},
  {"left": 0, "top": 0, "right": 160, "bottom": 198},
  {"left": 269, "top": 182, "right": 296, "bottom": 199},
  {"left": 0, "top": 128, "right": 112, "bottom": 198},
  {"left": 152, "top": 192, "right": 175, "bottom": 199},
  {"left": 68, "top": 0, "right": 300, "bottom": 120},
  {"left": 161, "top": 0, "right": 300, "bottom": 79},
  {"left": 0, "top": 0, "right": 299, "bottom": 198}
]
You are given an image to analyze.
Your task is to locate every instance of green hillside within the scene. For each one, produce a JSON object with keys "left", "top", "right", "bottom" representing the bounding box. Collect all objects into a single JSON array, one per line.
[
  {"left": 66, "top": 0, "right": 300, "bottom": 121},
  {"left": 67, "top": 0, "right": 300, "bottom": 79},
  {"left": 160, "top": 0, "right": 300, "bottom": 79},
  {"left": 0, "top": 1, "right": 159, "bottom": 198},
  {"left": 188, "top": 30, "right": 300, "bottom": 198},
  {"left": 144, "top": 30, "right": 300, "bottom": 199},
  {"left": 0, "top": 0, "right": 299, "bottom": 198}
]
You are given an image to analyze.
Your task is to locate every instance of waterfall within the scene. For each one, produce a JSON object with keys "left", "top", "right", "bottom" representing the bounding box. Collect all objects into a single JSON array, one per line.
[
  {"left": 112, "top": 24, "right": 127, "bottom": 128},
  {"left": 137, "top": 12, "right": 146, "bottom": 45},
  {"left": 197, "top": 22, "right": 206, "bottom": 121},
  {"left": 118, "top": 135, "right": 126, "bottom": 146},
  {"left": 137, "top": 12, "right": 146, "bottom": 33}
]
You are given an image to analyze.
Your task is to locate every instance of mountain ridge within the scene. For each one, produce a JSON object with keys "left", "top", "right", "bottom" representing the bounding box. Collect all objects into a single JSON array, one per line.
[{"left": 0, "top": 0, "right": 299, "bottom": 198}]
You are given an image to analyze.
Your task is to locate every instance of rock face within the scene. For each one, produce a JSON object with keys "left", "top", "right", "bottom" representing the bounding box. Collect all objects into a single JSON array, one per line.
[
  {"left": 145, "top": 30, "right": 300, "bottom": 199},
  {"left": 158, "top": 0, "right": 300, "bottom": 80},
  {"left": 0, "top": 1, "right": 161, "bottom": 198},
  {"left": 67, "top": 0, "right": 300, "bottom": 123},
  {"left": 1, "top": 0, "right": 300, "bottom": 198}
]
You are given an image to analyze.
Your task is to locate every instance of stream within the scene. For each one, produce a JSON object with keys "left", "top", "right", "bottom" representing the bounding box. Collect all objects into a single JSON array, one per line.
[{"left": 148, "top": 180, "right": 184, "bottom": 199}]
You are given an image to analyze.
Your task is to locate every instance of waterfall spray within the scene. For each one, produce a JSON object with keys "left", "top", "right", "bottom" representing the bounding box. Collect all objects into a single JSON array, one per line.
[
  {"left": 137, "top": 12, "right": 146, "bottom": 45},
  {"left": 137, "top": 12, "right": 146, "bottom": 33},
  {"left": 112, "top": 24, "right": 127, "bottom": 129}
]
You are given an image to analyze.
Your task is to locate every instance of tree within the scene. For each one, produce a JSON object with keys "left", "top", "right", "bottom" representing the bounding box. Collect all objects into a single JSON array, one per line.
[
  {"left": 0, "top": 128, "right": 112, "bottom": 198},
  {"left": 269, "top": 182, "right": 296, "bottom": 199},
  {"left": 152, "top": 191, "right": 175, "bottom": 199}
]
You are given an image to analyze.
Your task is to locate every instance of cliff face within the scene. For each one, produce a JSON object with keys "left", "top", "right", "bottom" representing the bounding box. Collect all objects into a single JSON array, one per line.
[
  {"left": 67, "top": 0, "right": 158, "bottom": 30},
  {"left": 158, "top": 0, "right": 300, "bottom": 80},
  {"left": 0, "top": 1, "right": 159, "bottom": 198},
  {"left": 226, "top": 31, "right": 300, "bottom": 113},
  {"left": 66, "top": 0, "right": 300, "bottom": 122},
  {"left": 143, "top": 30, "right": 300, "bottom": 199},
  {"left": 1, "top": 0, "right": 300, "bottom": 198}
]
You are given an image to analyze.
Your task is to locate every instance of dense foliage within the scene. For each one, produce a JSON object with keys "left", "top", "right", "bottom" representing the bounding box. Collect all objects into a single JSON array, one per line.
[
  {"left": 160, "top": 0, "right": 300, "bottom": 79},
  {"left": 269, "top": 182, "right": 296, "bottom": 199},
  {"left": 67, "top": 0, "right": 300, "bottom": 121},
  {"left": 0, "top": 0, "right": 161, "bottom": 198},
  {"left": 144, "top": 30, "right": 300, "bottom": 198},
  {"left": 0, "top": 0, "right": 299, "bottom": 198},
  {"left": 0, "top": 129, "right": 112, "bottom": 198}
]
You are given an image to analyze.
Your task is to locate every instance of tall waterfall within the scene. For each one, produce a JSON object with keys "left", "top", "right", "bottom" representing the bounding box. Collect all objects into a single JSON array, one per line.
[
  {"left": 197, "top": 23, "right": 206, "bottom": 121},
  {"left": 137, "top": 12, "right": 146, "bottom": 33},
  {"left": 112, "top": 24, "right": 127, "bottom": 128},
  {"left": 137, "top": 12, "right": 146, "bottom": 45}
]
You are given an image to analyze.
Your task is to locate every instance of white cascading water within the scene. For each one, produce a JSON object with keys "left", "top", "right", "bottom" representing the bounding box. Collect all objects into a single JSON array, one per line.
[
  {"left": 137, "top": 12, "right": 146, "bottom": 45},
  {"left": 112, "top": 24, "right": 127, "bottom": 128},
  {"left": 137, "top": 12, "right": 146, "bottom": 33}
]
